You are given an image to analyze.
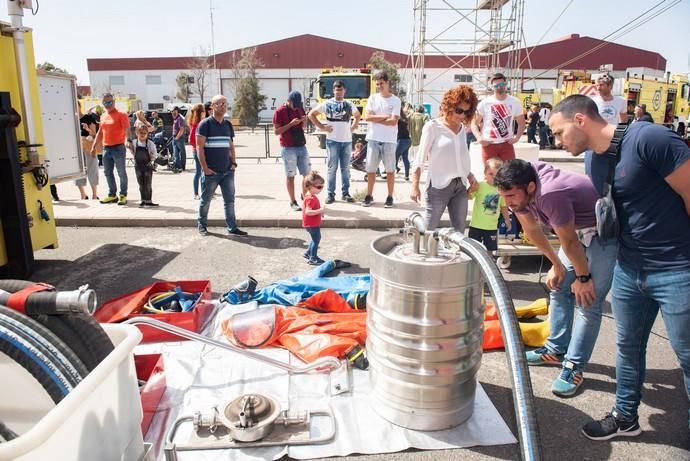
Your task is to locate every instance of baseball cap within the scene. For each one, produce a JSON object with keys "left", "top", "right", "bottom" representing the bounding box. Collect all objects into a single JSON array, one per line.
[{"left": 288, "top": 91, "right": 303, "bottom": 109}]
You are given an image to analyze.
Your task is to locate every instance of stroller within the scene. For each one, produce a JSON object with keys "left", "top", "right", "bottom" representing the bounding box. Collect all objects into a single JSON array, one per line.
[
  {"left": 152, "top": 132, "right": 175, "bottom": 170},
  {"left": 350, "top": 141, "right": 368, "bottom": 180}
]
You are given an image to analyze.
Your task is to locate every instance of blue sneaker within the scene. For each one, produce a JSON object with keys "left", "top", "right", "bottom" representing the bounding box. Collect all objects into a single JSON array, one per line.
[
  {"left": 302, "top": 252, "right": 310, "bottom": 261},
  {"left": 551, "top": 361, "right": 583, "bottom": 397},
  {"left": 526, "top": 346, "right": 564, "bottom": 366}
]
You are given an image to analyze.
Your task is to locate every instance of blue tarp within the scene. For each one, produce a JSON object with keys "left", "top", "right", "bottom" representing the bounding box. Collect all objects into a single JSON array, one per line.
[{"left": 222, "top": 260, "right": 370, "bottom": 306}]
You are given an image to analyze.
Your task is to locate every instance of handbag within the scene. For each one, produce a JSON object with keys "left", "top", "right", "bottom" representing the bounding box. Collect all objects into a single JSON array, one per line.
[{"left": 595, "top": 124, "right": 627, "bottom": 240}]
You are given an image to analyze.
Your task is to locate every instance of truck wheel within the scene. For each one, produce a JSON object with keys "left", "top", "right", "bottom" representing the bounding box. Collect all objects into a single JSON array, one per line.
[{"left": 497, "top": 256, "right": 511, "bottom": 269}]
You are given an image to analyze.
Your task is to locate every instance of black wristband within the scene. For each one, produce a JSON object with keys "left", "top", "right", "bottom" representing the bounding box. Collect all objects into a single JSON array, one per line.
[{"left": 576, "top": 274, "right": 592, "bottom": 283}]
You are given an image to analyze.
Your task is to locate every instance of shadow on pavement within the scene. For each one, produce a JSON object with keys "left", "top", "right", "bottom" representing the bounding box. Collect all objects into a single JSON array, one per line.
[
  {"left": 211, "top": 232, "right": 306, "bottom": 250},
  {"left": 468, "top": 382, "right": 614, "bottom": 461},
  {"left": 30, "top": 243, "right": 179, "bottom": 303}
]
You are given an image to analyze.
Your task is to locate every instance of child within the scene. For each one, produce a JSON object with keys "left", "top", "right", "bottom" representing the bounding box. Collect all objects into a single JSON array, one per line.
[
  {"left": 132, "top": 126, "right": 159, "bottom": 207},
  {"left": 302, "top": 171, "right": 326, "bottom": 265},
  {"left": 468, "top": 158, "right": 512, "bottom": 252},
  {"left": 351, "top": 140, "right": 367, "bottom": 173}
]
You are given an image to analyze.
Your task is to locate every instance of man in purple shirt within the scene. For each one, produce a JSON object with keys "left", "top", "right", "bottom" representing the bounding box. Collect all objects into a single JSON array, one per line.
[
  {"left": 495, "top": 159, "right": 617, "bottom": 398},
  {"left": 172, "top": 106, "right": 187, "bottom": 172}
]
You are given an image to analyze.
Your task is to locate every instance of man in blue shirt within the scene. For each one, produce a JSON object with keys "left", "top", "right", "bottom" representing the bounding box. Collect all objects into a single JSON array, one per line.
[
  {"left": 549, "top": 94, "right": 690, "bottom": 441},
  {"left": 196, "top": 95, "right": 247, "bottom": 237}
]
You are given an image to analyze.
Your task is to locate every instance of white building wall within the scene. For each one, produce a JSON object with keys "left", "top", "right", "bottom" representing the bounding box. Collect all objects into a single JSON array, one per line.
[
  {"left": 88, "top": 69, "right": 223, "bottom": 109},
  {"left": 89, "top": 65, "right": 565, "bottom": 117}
]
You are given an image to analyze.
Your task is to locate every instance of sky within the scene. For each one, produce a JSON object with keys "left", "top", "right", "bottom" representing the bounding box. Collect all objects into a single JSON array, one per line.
[{"left": 2, "top": 0, "right": 688, "bottom": 85}]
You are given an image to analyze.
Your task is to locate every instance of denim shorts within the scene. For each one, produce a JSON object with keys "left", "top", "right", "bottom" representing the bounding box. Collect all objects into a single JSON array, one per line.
[
  {"left": 280, "top": 146, "right": 311, "bottom": 177},
  {"left": 366, "top": 140, "right": 396, "bottom": 173}
]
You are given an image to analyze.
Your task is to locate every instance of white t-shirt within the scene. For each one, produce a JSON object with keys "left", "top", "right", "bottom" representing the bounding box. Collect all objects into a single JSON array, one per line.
[
  {"left": 365, "top": 93, "right": 401, "bottom": 144},
  {"left": 592, "top": 95, "right": 627, "bottom": 125},
  {"left": 411, "top": 119, "right": 471, "bottom": 190},
  {"left": 312, "top": 99, "right": 359, "bottom": 142},
  {"left": 476, "top": 95, "right": 523, "bottom": 143},
  {"left": 539, "top": 107, "right": 551, "bottom": 124}
]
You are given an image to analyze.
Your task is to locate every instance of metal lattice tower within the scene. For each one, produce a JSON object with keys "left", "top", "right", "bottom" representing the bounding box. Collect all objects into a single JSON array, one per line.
[{"left": 410, "top": 0, "right": 525, "bottom": 107}]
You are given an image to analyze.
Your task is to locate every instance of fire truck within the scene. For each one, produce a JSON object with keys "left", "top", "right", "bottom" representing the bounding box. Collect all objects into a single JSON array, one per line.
[
  {"left": 553, "top": 68, "right": 690, "bottom": 125},
  {"left": 308, "top": 67, "right": 375, "bottom": 148}
]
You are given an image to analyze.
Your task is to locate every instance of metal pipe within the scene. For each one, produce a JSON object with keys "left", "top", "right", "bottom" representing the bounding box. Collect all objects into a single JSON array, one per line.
[
  {"left": 427, "top": 231, "right": 439, "bottom": 257},
  {"left": 437, "top": 227, "right": 542, "bottom": 461},
  {"left": 123, "top": 316, "right": 342, "bottom": 374},
  {"left": 7, "top": 2, "right": 40, "bottom": 166}
]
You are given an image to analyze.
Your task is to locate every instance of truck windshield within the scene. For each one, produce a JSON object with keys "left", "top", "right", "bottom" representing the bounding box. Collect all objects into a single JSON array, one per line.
[{"left": 319, "top": 76, "right": 370, "bottom": 99}]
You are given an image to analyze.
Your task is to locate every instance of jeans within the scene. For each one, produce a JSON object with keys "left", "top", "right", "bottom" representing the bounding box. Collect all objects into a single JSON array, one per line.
[
  {"left": 366, "top": 140, "right": 396, "bottom": 173},
  {"left": 305, "top": 226, "right": 321, "bottom": 260},
  {"left": 612, "top": 262, "right": 690, "bottom": 421},
  {"left": 325, "top": 140, "right": 351, "bottom": 197},
  {"left": 134, "top": 161, "right": 153, "bottom": 201},
  {"left": 545, "top": 235, "right": 617, "bottom": 370},
  {"left": 539, "top": 124, "right": 549, "bottom": 149},
  {"left": 280, "top": 146, "right": 311, "bottom": 177},
  {"left": 173, "top": 138, "right": 186, "bottom": 170},
  {"left": 527, "top": 126, "right": 537, "bottom": 144},
  {"left": 395, "top": 138, "right": 411, "bottom": 177},
  {"left": 192, "top": 150, "right": 202, "bottom": 196},
  {"left": 102, "top": 144, "right": 127, "bottom": 196},
  {"left": 425, "top": 177, "right": 468, "bottom": 232},
  {"left": 197, "top": 171, "right": 237, "bottom": 231}
]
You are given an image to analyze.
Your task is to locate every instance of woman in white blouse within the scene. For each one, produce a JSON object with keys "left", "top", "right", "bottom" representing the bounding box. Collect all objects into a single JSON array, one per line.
[{"left": 410, "top": 85, "right": 479, "bottom": 231}]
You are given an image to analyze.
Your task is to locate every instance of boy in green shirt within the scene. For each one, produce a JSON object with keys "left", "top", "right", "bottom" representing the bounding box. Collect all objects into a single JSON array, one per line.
[{"left": 469, "top": 158, "right": 512, "bottom": 251}]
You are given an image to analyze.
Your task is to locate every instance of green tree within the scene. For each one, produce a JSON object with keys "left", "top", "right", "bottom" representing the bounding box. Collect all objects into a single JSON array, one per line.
[
  {"left": 230, "top": 47, "right": 266, "bottom": 127},
  {"left": 175, "top": 72, "right": 193, "bottom": 103},
  {"left": 36, "top": 61, "right": 70, "bottom": 74},
  {"left": 368, "top": 51, "right": 404, "bottom": 97}
]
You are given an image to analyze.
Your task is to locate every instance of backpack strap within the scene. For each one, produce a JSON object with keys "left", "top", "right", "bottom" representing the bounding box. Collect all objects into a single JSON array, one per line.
[{"left": 603, "top": 123, "right": 628, "bottom": 194}]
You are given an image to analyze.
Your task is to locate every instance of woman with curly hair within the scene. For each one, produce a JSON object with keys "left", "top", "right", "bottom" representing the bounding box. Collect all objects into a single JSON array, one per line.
[
  {"left": 188, "top": 103, "right": 206, "bottom": 199},
  {"left": 410, "top": 85, "right": 479, "bottom": 231}
]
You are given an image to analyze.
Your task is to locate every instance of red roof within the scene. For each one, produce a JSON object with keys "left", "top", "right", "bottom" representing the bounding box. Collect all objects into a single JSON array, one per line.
[{"left": 86, "top": 33, "right": 666, "bottom": 72}]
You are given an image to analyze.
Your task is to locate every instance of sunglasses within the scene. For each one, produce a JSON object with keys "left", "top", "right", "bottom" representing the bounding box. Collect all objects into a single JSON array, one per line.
[
  {"left": 454, "top": 107, "right": 473, "bottom": 117},
  {"left": 493, "top": 81, "right": 508, "bottom": 88},
  {"left": 102, "top": 100, "right": 114, "bottom": 107},
  {"left": 312, "top": 184, "right": 324, "bottom": 190}
]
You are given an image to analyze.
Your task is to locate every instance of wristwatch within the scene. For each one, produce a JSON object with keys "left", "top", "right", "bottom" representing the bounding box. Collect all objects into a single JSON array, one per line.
[{"left": 576, "top": 274, "right": 592, "bottom": 283}]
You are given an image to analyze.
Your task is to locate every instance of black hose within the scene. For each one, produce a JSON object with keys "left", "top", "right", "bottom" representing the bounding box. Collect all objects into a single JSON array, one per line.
[
  {"left": 0, "top": 420, "right": 18, "bottom": 442},
  {"left": 32, "top": 314, "right": 100, "bottom": 371},
  {"left": 0, "top": 280, "right": 113, "bottom": 370},
  {"left": 0, "top": 305, "right": 87, "bottom": 400}
]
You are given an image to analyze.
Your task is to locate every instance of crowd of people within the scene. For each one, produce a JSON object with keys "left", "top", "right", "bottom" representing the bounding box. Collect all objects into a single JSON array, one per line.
[{"left": 64, "top": 68, "right": 690, "bottom": 441}]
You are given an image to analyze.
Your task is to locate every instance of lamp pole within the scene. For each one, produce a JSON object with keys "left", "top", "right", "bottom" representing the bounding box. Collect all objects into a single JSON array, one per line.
[{"left": 210, "top": 0, "right": 220, "bottom": 95}]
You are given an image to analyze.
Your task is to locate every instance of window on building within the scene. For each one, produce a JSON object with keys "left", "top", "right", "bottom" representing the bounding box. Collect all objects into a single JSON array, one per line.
[
  {"left": 454, "top": 74, "right": 472, "bottom": 83},
  {"left": 148, "top": 103, "right": 164, "bottom": 110},
  {"left": 145, "top": 75, "right": 162, "bottom": 85},
  {"left": 109, "top": 75, "right": 125, "bottom": 86}
]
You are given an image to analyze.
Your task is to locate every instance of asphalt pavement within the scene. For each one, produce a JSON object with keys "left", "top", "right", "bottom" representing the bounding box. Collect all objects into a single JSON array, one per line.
[
  {"left": 30, "top": 226, "right": 690, "bottom": 461},
  {"left": 49, "top": 140, "right": 584, "bottom": 229}
]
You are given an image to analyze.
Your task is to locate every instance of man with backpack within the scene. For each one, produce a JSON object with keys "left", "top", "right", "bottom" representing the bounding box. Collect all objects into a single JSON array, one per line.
[
  {"left": 549, "top": 94, "right": 690, "bottom": 441},
  {"left": 172, "top": 106, "right": 187, "bottom": 173}
]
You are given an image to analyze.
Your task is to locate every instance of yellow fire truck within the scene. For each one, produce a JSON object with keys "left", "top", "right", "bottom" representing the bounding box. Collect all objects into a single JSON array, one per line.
[
  {"left": 553, "top": 70, "right": 690, "bottom": 125},
  {"left": 308, "top": 67, "right": 375, "bottom": 147}
]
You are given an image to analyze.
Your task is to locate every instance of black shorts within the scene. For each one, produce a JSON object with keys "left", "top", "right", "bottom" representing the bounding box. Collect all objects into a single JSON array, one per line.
[{"left": 468, "top": 226, "right": 498, "bottom": 252}]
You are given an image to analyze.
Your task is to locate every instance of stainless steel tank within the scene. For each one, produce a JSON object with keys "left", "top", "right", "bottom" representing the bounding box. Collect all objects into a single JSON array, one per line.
[{"left": 367, "top": 231, "right": 484, "bottom": 431}]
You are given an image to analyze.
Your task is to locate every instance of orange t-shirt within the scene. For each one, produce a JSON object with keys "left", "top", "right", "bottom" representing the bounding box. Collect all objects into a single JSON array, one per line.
[{"left": 99, "top": 110, "right": 130, "bottom": 147}]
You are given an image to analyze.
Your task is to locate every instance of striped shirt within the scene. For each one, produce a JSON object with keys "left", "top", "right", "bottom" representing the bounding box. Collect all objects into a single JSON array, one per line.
[{"left": 197, "top": 116, "right": 235, "bottom": 173}]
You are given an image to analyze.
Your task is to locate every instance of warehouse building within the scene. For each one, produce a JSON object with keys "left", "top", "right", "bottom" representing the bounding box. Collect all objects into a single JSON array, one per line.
[{"left": 86, "top": 33, "right": 666, "bottom": 118}]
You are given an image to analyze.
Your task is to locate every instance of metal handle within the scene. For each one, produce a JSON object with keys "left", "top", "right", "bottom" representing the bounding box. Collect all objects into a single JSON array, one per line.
[{"left": 123, "top": 316, "right": 342, "bottom": 374}]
